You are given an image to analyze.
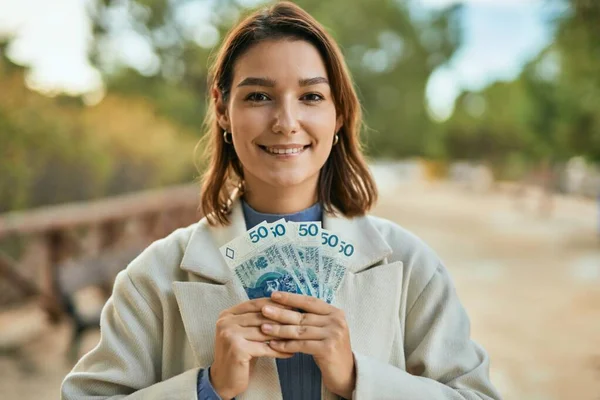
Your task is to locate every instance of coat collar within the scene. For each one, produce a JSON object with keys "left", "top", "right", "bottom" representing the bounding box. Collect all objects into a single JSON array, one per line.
[{"left": 179, "top": 197, "right": 393, "bottom": 283}]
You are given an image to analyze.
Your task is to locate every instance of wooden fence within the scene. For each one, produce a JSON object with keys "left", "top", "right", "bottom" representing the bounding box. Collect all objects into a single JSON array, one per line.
[{"left": 0, "top": 183, "right": 202, "bottom": 328}]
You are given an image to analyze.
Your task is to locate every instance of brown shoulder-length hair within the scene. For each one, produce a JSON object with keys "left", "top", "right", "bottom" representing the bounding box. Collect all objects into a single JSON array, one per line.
[{"left": 197, "top": 1, "right": 377, "bottom": 226}]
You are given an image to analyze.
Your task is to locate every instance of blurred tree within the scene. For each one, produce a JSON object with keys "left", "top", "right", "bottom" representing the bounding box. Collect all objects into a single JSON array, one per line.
[
  {"left": 549, "top": 0, "right": 600, "bottom": 162},
  {"left": 0, "top": 42, "right": 197, "bottom": 213}
]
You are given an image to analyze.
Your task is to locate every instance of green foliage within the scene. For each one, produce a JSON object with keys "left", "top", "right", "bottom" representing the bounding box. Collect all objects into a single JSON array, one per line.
[
  {"left": 0, "top": 50, "right": 198, "bottom": 213},
  {"left": 551, "top": 0, "right": 600, "bottom": 161}
]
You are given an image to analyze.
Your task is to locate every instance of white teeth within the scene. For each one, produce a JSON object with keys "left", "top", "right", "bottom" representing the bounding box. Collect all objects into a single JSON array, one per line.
[{"left": 264, "top": 146, "right": 305, "bottom": 155}]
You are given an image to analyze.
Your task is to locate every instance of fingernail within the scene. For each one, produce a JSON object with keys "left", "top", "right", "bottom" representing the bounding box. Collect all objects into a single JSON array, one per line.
[
  {"left": 262, "top": 324, "right": 272, "bottom": 332},
  {"left": 271, "top": 292, "right": 282, "bottom": 300},
  {"left": 264, "top": 306, "right": 274, "bottom": 314}
]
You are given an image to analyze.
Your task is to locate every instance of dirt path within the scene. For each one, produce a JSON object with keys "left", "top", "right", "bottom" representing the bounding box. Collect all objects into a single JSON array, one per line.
[
  {"left": 373, "top": 181, "right": 600, "bottom": 399},
  {"left": 0, "top": 181, "right": 598, "bottom": 399}
]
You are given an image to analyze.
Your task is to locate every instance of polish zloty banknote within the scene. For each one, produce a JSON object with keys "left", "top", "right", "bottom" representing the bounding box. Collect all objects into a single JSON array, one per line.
[
  {"left": 269, "top": 219, "right": 316, "bottom": 297},
  {"left": 287, "top": 221, "right": 322, "bottom": 298},
  {"left": 219, "top": 221, "right": 305, "bottom": 299},
  {"left": 320, "top": 228, "right": 355, "bottom": 303}
]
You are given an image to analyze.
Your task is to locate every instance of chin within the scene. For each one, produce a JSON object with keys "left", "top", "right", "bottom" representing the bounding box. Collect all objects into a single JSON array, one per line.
[
  {"left": 262, "top": 172, "right": 315, "bottom": 189},
  {"left": 267, "top": 177, "right": 308, "bottom": 189}
]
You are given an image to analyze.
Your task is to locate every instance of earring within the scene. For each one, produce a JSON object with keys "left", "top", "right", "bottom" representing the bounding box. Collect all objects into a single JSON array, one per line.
[
  {"left": 333, "top": 133, "right": 339, "bottom": 146},
  {"left": 223, "top": 130, "right": 232, "bottom": 144}
]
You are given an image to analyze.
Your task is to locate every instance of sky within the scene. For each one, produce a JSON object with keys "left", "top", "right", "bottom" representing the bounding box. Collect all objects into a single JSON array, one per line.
[{"left": 0, "top": 0, "right": 557, "bottom": 120}]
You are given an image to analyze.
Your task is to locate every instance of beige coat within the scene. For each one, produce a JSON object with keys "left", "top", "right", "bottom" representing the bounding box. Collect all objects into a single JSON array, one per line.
[{"left": 61, "top": 199, "right": 501, "bottom": 399}]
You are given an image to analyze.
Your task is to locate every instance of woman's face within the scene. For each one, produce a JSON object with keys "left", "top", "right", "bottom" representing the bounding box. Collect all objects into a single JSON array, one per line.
[{"left": 218, "top": 39, "right": 342, "bottom": 192}]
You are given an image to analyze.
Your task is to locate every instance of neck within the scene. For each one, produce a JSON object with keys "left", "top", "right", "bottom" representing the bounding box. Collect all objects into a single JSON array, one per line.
[{"left": 242, "top": 177, "right": 319, "bottom": 215}]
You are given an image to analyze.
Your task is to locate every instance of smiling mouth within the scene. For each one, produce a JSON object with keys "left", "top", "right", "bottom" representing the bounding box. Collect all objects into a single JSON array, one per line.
[{"left": 258, "top": 144, "right": 311, "bottom": 156}]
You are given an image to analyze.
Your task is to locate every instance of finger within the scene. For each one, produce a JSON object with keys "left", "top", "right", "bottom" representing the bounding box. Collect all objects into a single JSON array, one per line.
[
  {"left": 246, "top": 340, "right": 295, "bottom": 359},
  {"left": 234, "top": 312, "right": 276, "bottom": 327},
  {"left": 261, "top": 306, "right": 328, "bottom": 326},
  {"left": 268, "top": 339, "right": 323, "bottom": 355},
  {"left": 226, "top": 298, "right": 292, "bottom": 316},
  {"left": 237, "top": 326, "right": 277, "bottom": 342},
  {"left": 261, "top": 324, "right": 328, "bottom": 340},
  {"left": 270, "top": 292, "right": 332, "bottom": 315}
]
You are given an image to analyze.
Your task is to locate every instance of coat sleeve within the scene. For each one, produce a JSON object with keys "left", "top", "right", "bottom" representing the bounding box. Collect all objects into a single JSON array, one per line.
[
  {"left": 60, "top": 269, "right": 201, "bottom": 400},
  {"left": 351, "top": 264, "right": 502, "bottom": 400}
]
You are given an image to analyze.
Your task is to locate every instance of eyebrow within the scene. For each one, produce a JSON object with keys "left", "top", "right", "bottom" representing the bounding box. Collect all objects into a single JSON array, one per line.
[
  {"left": 236, "top": 76, "right": 329, "bottom": 88},
  {"left": 299, "top": 77, "right": 329, "bottom": 87}
]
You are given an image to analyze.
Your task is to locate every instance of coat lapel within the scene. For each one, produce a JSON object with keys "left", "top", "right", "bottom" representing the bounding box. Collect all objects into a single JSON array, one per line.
[{"left": 178, "top": 198, "right": 247, "bottom": 284}]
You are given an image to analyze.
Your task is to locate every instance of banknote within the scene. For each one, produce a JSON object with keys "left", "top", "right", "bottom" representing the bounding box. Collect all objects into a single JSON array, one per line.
[
  {"left": 287, "top": 221, "right": 322, "bottom": 298},
  {"left": 320, "top": 228, "right": 355, "bottom": 304},
  {"left": 220, "top": 219, "right": 355, "bottom": 303},
  {"left": 268, "top": 219, "right": 316, "bottom": 297},
  {"left": 220, "top": 221, "right": 305, "bottom": 299}
]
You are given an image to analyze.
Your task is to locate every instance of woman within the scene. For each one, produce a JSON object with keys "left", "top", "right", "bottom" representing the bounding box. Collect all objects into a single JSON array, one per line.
[{"left": 61, "top": 2, "right": 500, "bottom": 399}]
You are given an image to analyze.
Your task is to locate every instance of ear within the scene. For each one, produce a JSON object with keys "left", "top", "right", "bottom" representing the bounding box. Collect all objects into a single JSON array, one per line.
[
  {"left": 335, "top": 114, "right": 344, "bottom": 134},
  {"left": 212, "top": 86, "right": 231, "bottom": 131}
]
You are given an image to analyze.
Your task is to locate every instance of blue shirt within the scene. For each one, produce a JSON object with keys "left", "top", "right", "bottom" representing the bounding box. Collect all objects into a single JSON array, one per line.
[{"left": 197, "top": 199, "right": 323, "bottom": 399}]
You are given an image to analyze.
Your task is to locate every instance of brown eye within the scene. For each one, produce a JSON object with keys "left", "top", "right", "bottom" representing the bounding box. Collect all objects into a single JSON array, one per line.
[
  {"left": 245, "top": 92, "right": 270, "bottom": 102},
  {"left": 302, "top": 93, "right": 324, "bottom": 103}
]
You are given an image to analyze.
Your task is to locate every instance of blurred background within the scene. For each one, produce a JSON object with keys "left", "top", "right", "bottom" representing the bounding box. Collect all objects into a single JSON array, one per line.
[{"left": 0, "top": 0, "right": 598, "bottom": 399}]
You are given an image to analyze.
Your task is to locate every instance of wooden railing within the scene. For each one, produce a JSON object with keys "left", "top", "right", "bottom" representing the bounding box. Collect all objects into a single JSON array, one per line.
[{"left": 0, "top": 183, "right": 202, "bottom": 324}]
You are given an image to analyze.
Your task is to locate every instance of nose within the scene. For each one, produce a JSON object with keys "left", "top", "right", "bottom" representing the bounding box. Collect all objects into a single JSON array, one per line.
[{"left": 272, "top": 97, "right": 300, "bottom": 135}]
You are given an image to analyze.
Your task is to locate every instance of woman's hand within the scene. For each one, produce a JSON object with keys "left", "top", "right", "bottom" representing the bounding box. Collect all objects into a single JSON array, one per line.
[
  {"left": 260, "top": 291, "right": 356, "bottom": 399},
  {"left": 211, "top": 298, "right": 294, "bottom": 400}
]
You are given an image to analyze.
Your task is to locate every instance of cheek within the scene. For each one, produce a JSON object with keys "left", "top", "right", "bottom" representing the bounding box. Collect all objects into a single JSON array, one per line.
[
  {"left": 229, "top": 108, "right": 268, "bottom": 165},
  {"left": 302, "top": 107, "right": 338, "bottom": 144},
  {"left": 231, "top": 107, "right": 268, "bottom": 139}
]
